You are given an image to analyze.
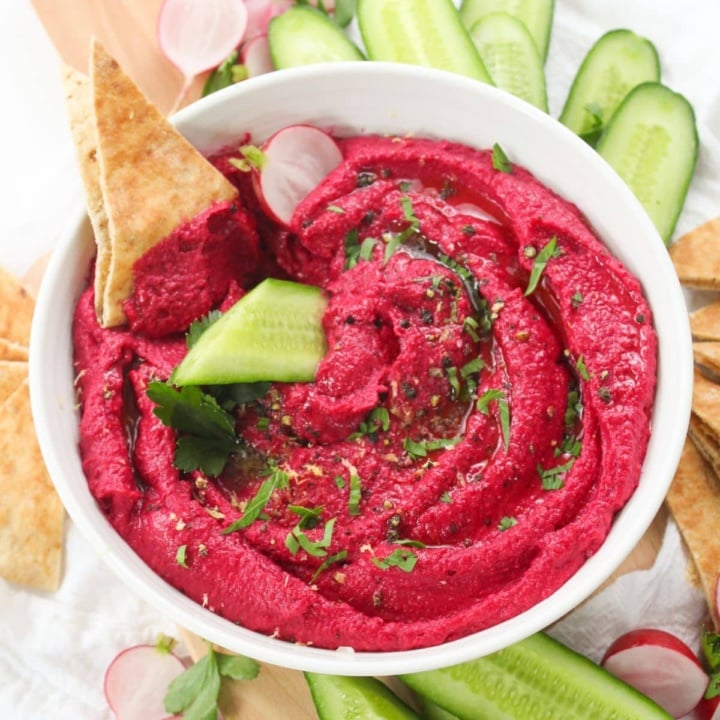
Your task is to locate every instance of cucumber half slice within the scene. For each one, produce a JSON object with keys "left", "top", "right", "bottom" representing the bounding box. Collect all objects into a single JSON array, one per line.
[
  {"left": 597, "top": 81, "right": 698, "bottom": 245},
  {"left": 268, "top": 6, "right": 365, "bottom": 69},
  {"left": 357, "top": 0, "right": 492, "bottom": 84},
  {"left": 559, "top": 29, "right": 660, "bottom": 145},
  {"left": 401, "top": 632, "right": 673, "bottom": 719},
  {"left": 172, "top": 278, "right": 328, "bottom": 386},
  {"left": 460, "top": 0, "right": 555, "bottom": 61},
  {"left": 469, "top": 12, "right": 547, "bottom": 111}
]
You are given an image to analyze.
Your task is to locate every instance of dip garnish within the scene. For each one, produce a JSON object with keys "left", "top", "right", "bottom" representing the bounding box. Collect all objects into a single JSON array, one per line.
[
  {"left": 491, "top": 142, "right": 513, "bottom": 173},
  {"left": 222, "top": 466, "right": 289, "bottom": 533},
  {"left": 348, "top": 474, "right": 362, "bottom": 516},
  {"left": 538, "top": 458, "right": 575, "bottom": 490},
  {"left": 286, "top": 517, "right": 336, "bottom": 558},
  {"left": 372, "top": 548, "right": 418, "bottom": 572},
  {"left": 498, "top": 516, "right": 518, "bottom": 531},
  {"left": 525, "top": 236, "right": 560, "bottom": 296}
]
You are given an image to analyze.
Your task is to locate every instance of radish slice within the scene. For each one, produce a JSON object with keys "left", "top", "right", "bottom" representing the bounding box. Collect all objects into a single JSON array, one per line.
[
  {"left": 157, "top": 0, "right": 248, "bottom": 112},
  {"left": 104, "top": 644, "right": 186, "bottom": 720},
  {"left": 602, "top": 629, "right": 709, "bottom": 718},
  {"left": 242, "top": 35, "right": 274, "bottom": 77},
  {"left": 698, "top": 695, "right": 720, "bottom": 720},
  {"left": 245, "top": 0, "right": 292, "bottom": 40},
  {"left": 254, "top": 125, "right": 343, "bottom": 227}
]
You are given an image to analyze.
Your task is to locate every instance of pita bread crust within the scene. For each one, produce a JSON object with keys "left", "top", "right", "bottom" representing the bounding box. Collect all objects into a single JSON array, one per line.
[
  {"left": 666, "top": 437, "right": 720, "bottom": 621},
  {"left": 670, "top": 216, "right": 720, "bottom": 289},
  {"left": 62, "top": 64, "right": 110, "bottom": 320},
  {"left": 693, "top": 342, "right": 720, "bottom": 379},
  {"left": 690, "top": 300, "right": 720, "bottom": 341},
  {"left": 90, "top": 40, "right": 238, "bottom": 327},
  {"left": 0, "top": 339, "right": 28, "bottom": 362},
  {"left": 0, "top": 379, "right": 64, "bottom": 591},
  {"left": 0, "top": 267, "right": 34, "bottom": 346}
]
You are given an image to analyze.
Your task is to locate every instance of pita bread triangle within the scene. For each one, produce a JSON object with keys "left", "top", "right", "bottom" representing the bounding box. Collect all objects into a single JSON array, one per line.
[
  {"left": 690, "top": 300, "right": 720, "bottom": 341},
  {"left": 670, "top": 216, "right": 720, "bottom": 290},
  {"left": 89, "top": 40, "right": 238, "bottom": 327},
  {"left": 694, "top": 341, "right": 720, "bottom": 379},
  {"left": 62, "top": 64, "right": 110, "bottom": 321},
  {"left": 0, "top": 266, "right": 34, "bottom": 345}
]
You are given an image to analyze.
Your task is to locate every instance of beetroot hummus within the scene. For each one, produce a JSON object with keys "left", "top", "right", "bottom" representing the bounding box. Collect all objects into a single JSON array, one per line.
[{"left": 73, "top": 134, "right": 657, "bottom": 651}]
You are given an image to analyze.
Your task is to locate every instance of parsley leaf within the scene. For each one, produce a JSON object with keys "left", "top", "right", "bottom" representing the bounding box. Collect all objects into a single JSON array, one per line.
[
  {"left": 187, "top": 310, "right": 222, "bottom": 349},
  {"left": 311, "top": 549, "right": 348, "bottom": 583},
  {"left": 476, "top": 388, "right": 504, "bottom": 414},
  {"left": 286, "top": 517, "right": 336, "bottom": 557},
  {"left": 222, "top": 467, "right": 288, "bottom": 533},
  {"left": 492, "top": 143, "right": 513, "bottom": 173},
  {"left": 498, "top": 516, "right": 517, "bottom": 531},
  {"left": 525, "top": 236, "right": 560, "bottom": 296},
  {"left": 403, "top": 436, "right": 461, "bottom": 460},
  {"left": 372, "top": 548, "right": 418, "bottom": 572},
  {"left": 202, "top": 50, "right": 243, "bottom": 98},
  {"left": 538, "top": 459, "right": 575, "bottom": 490},
  {"left": 348, "top": 474, "right": 362, "bottom": 516},
  {"left": 164, "top": 645, "right": 259, "bottom": 720},
  {"left": 147, "top": 382, "right": 238, "bottom": 477}
]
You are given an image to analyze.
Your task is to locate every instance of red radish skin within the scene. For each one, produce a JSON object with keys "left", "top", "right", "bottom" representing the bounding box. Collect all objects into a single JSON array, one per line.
[
  {"left": 697, "top": 695, "right": 720, "bottom": 720},
  {"left": 242, "top": 35, "right": 274, "bottom": 77},
  {"left": 104, "top": 644, "right": 186, "bottom": 720},
  {"left": 602, "top": 628, "right": 709, "bottom": 718},
  {"left": 157, "top": 0, "right": 248, "bottom": 112},
  {"left": 245, "top": 0, "right": 292, "bottom": 41},
  {"left": 254, "top": 125, "right": 343, "bottom": 227}
]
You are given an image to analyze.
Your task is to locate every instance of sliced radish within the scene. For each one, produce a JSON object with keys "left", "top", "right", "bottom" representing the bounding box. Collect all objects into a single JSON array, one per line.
[
  {"left": 244, "top": 0, "right": 293, "bottom": 40},
  {"left": 698, "top": 695, "right": 720, "bottom": 720},
  {"left": 602, "top": 628, "right": 709, "bottom": 718},
  {"left": 242, "top": 34, "right": 274, "bottom": 77},
  {"left": 254, "top": 125, "right": 343, "bottom": 227},
  {"left": 157, "top": 0, "right": 248, "bottom": 112},
  {"left": 104, "top": 644, "right": 186, "bottom": 720}
]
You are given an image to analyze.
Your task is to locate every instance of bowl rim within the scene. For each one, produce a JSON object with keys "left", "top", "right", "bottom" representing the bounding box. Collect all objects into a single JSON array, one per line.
[{"left": 29, "top": 61, "right": 693, "bottom": 676}]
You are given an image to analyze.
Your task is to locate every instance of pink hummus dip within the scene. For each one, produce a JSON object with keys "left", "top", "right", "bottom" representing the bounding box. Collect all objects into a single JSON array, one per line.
[{"left": 73, "top": 134, "right": 657, "bottom": 651}]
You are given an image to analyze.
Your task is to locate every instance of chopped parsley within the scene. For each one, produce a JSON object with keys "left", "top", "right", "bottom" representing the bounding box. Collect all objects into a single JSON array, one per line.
[
  {"left": 372, "top": 547, "right": 418, "bottom": 572},
  {"left": 348, "top": 474, "right": 362, "bottom": 516},
  {"left": 344, "top": 228, "right": 361, "bottom": 269},
  {"left": 576, "top": 355, "right": 590, "bottom": 381},
  {"left": 286, "top": 517, "right": 336, "bottom": 558},
  {"left": 491, "top": 143, "right": 513, "bottom": 173},
  {"left": 175, "top": 544, "right": 188, "bottom": 568},
  {"left": 222, "top": 467, "right": 289, "bottom": 533},
  {"left": 498, "top": 516, "right": 517, "bottom": 531},
  {"left": 228, "top": 144, "right": 266, "bottom": 172},
  {"left": 446, "top": 365, "right": 460, "bottom": 399},
  {"left": 186, "top": 310, "right": 222, "bottom": 349},
  {"left": 476, "top": 388, "right": 504, "bottom": 414},
  {"left": 147, "top": 382, "right": 239, "bottom": 477},
  {"left": 311, "top": 549, "right": 349, "bottom": 583},
  {"left": 498, "top": 396, "right": 511, "bottom": 451},
  {"left": 564, "top": 387, "right": 583, "bottom": 427},
  {"left": 400, "top": 195, "right": 421, "bottom": 230},
  {"left": 525, "top": 236, "right": 560, "bottom": 296},
  {"left": 403, "top": 436, "right": 461, "bottom": 460},
  {"left": 538, "top": 459, "right": 575, "bottom": 490},
  {"left": 571, "top": 291, "right": 584, "bottom": 309},
  {"left": 440, "top": 491, "right": 452, "bottom": 503}
]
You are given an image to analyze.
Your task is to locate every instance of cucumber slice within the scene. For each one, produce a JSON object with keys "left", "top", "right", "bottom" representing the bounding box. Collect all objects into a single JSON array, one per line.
[
  {"left": 268, "top": 6, "right": 364, "bottom": 69},
  {"left": 596, "top": 81, "right": 698, "bottom": 244},
  {"left": 357, "top": 0, "right": 492, "bottom": 84},
  {"left": 401, "top": 632, "right": 674, "bottom": 719},
  {"left": 416, "top": 696, "right": 461, "bottom": 720},
  {"left": 172, "top": 279, "right": 328, "bottom": 385},
  {"left": 305, "top": 673, "right": 421, "bottom": 720},
  {"left": 459, "top": 0, "right": 555, "bottom": 61},
  {"left": 559, "top": 29, "right": 660, "bottom": 145},
  {"left": 468, "top": 12, "right": 547, "bottom": 111}
]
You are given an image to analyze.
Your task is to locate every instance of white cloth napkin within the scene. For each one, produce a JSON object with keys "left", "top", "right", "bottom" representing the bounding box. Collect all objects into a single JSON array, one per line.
[{"left": 3, "top": 0, "right": 720, "bottom": 717}]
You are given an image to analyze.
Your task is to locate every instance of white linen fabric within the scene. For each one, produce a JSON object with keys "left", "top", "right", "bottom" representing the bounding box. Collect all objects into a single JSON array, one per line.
[{"left": 2, "top": 0, "right": 720, "bottom": 717}]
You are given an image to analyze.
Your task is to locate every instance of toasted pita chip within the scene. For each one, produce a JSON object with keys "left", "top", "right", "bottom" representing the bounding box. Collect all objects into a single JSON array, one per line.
[
  {"left": 689, "top": 415, "right": 720, "bottom": 485},
  {"left": 62, "top": 64, "right": 110, "bottom": 320},
  {"left": 666, "top": 437, "right": 720, "bottom": 620},
  {"left": 0, "top": 362, "right": 28, "bottom": 406},
  {"left": 0, "top": 379, "right": 63, "bottom": 591},
  {"left": 0, "top": 339, "right": 28, "bottom": 362},
  {"left": 689, "top": 370, "right": 720, "bottom": 480},
  {"left": 0, "top": 267, "right": 34, "bottom": 345},
  {"left": 694, "top": 342, "right": 720, "bottom": 380},
  {"left": 690, "top": 300, "right": 720, "bottom": 341},
  {"left": 90, "top": 40, "right": 237, "bottom": 327},
  {"left": 670, "top": 217, "right": 720, "bottom": 290}
]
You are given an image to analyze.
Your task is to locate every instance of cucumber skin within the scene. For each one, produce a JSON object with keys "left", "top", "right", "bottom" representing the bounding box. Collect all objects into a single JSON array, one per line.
[
  {"left": 305, "top": 672, "right": 421, "bottom": 720},
  {"left": 357, "top": 0, "right": 493, "bottom": 84},
  {"left": 400, "top": 632, "right": 673, "bottom": 719},
  {"left": 268, "top": 6, "right": 365, "bottom": 69},
  {"left": 559, "top": 29, "right": 661, "bottom": 145},
  {"left": 468, "top": 12, "right": 547, "bottom": 111},
  {"left": 459, "top": 0, "right": 555, "bottom": 61},
  {"left": 596, "top": 81, "right": 698, "bottom": 245}
]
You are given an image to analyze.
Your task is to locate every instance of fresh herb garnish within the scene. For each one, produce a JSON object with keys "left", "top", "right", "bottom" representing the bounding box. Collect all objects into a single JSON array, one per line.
[
  {"left": 348, "top": 474, "right": 362, "bottom": 516},
  {"left": 372, "top": 548, "right": 418, "bottom": 572},
  {"left": 202, "top": 50, "right": 245, "bottom": 97},
  {"left": 186, "top": 310, "right": 222, "bottom": 349},
  {"left": 288, "top": 504, "right": 324, "bottom": 530},
  {"left": 498, "top": 516, "right": 517, "bottom": 531},
  {"left": 491, "top": 143, "right": 513, "bottom": 173},
  {"left": 222, "top": 467, "right": 289, "bottom": 533},
  {"left": 564, "top": 387, "right": 583, "bottom": 426},
  {"left": 311, "top": 549, "right": 349, "bottom": 583},
  {"left": 400, "top": 195, "right": 421, "bottom": 230},
  {"left": 403, "top": 436, "right": 461, "bottom": 460},
  {"left": 147, "top": 382, "right": 239, "bottom": 477},
  {"left": 571, "top": 291, "right": 584, "bottom": 309},
  {"left": 228, "top": 145, "right": 266, "bottom": 173},
  {"left": 344, "top": 228, "right": 362, "bottom": 269},
  {"left": 476, "top": 388, "right": 504, "bottom": 414},
  {"left": 440, "top": 491, "right": 452, "bottom": 503},
  {"left": 538, "top": 459, "right": 575, "bottom": 490},
  {"left": 446, "top": 365, "right": 460, "bottom": 399},
  {"left": 576, "top": 355, "right": 590, "bottom": 381},
  {"left": 498, "top": 396, "right": 511, "bottom": 451},
  {"left": 176, "top": 544, "right": 188, "bottom": 568},
  {"left": 702, "top": 629, "right": 720, "bottom": 699},
  {"left": 164, "top": 643, "right": 259, "bottom": 720},
  {"left": 525, "top": 236, "right": 560, "bottom": 296},
  {"left": 327, "top": 204, "right": 345, "bottom": 214},
  {"left": 286, "top": 517, "right": 336, "bottom": 557}
]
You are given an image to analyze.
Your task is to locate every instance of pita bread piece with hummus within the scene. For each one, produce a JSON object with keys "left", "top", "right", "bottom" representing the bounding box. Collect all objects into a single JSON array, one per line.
[
  {"left": 0, "top": 267, "right": 64, "bottom": 592},
  {"left": 63, "top": 40, "right": 238, "bottom": 328}
]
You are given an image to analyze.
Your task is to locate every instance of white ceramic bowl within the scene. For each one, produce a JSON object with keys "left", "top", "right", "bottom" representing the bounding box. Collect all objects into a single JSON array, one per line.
[{"left": 30, "top": 62, "right": 692, "bottom": 676}]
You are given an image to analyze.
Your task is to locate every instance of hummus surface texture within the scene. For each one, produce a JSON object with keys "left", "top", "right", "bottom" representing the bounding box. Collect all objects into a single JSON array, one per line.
[{"left": 73, "top": 134, "right": 657, "bottom": 651}]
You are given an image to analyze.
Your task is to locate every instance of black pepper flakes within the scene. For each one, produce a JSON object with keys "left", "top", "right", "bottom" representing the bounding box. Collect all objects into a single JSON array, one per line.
[{"left": 357, "top": 171, "right": 377, "bottom": 187}]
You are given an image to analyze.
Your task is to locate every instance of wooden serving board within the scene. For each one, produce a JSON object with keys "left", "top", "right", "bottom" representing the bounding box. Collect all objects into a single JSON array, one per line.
[{"left": 28, "top": 4, "right": 671, "bottom": 717}]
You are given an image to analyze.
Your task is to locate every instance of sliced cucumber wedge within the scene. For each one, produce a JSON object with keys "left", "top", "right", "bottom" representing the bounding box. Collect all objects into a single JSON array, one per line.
[
  {"left": 268, "top": 6, "right": 364, "bottom": 69},
  {"left": 172, "top": 279, "right": 328, "bottom": 386},
  {"left": 357, "top": 0, "right": 492, "bottom": 84},
  {"left": 559, "top": 29, "right": 660, "bottom": 144},
  {"left": 468, "top": 12, "right": 547, "bottom": 110},
  {"left": 459, "top": 0, "right": 555, "bottom": 61},
  {"left": 401, "top": 632, "right": 674, "bottom": 719},
  {"left": 596, "top": 81, "right": 698, "bottom": 244},
  {"left": 305, "top": 673, "right": 421, "bottom": 720}
]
